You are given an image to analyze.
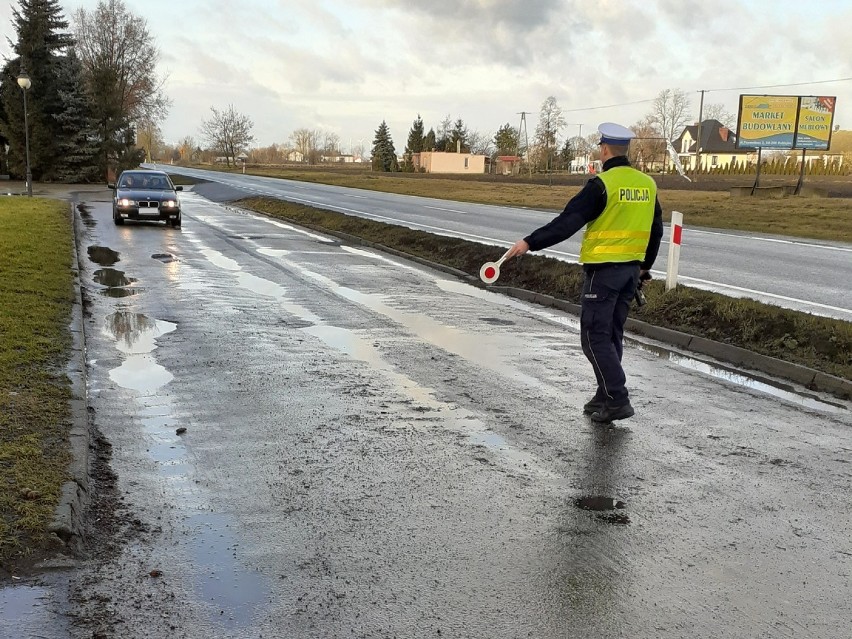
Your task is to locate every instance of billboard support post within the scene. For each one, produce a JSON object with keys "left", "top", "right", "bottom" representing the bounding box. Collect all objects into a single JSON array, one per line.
[
  {"left": 751, "top": 147, "right": 763, "bottom": 195},
  {"left": 795, "top": 148, "right": 807, "bottom": 195}
]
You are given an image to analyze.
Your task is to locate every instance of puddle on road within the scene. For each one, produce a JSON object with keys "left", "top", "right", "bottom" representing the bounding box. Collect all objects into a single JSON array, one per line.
[
  {"left": 440, "top": 278, "right": 846, "bottom": 414},
  {"left": 94, "top": 268, "right": 139, "bottom": 298},
  {"left": 305, "top": 324, "right": 547, "bottom": 473},
  {"left": 188, "top": 513, "right": 268, "bottom": 628},
  {"left": 437, "top": 279, "right": 583, "bottom": 332},
  {"left": 480, "top": 317, "right": 515, "bottom": 326},
  {"left": 196, "top": 240, "right": 552, "bottom": 474},
  {"left": 94, "top": 268, "right": 132, "bottom": 286},
  {"left": 110, "top": 354, "right": 173, "bottom": 393},
  {"left": 104, "top": 313, "right": 176, "bottom": 392},
  {"left": 87, "top": 245, "right": 120, "bottom": 266},
  {"left": 575, "top": 496, "right": 631, "bottom": 525},
  {"left": 575, "top": 497, "right": 626, "bottom": 511},
  {"left": 104, "top": 312, "right": 176, "bottom": 355},
  {"left": 107, "top": 325, "right": 268, "bottom": 628},
  {"left": 0, "top": 584, "right": 68, "bottom": 637},
  {"left": 635, "top": 344, "right": 847, "bottom": 413}
]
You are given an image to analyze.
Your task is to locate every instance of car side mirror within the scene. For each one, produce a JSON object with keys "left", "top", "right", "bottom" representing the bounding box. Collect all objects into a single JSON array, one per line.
[
  {"left": 107, "top": 183, "right": 116, "bottom": 189},
  {"left": 175, "top": 185, "right": 183, "bottom": 191}
]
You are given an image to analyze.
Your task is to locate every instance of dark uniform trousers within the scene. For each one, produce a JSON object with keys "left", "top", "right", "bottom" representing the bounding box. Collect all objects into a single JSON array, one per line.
[{"left": 580, "top": 262, "right": 640, "bottom": 406}]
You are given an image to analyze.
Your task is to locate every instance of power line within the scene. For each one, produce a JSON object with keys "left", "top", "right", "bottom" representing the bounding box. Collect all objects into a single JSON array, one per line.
[
  {"left": 704, "top": 76, "right": 852, "bottom": 93},
  {"left": 560, "top": 76, "right": 852, "bottom": 113},
  {"left": 562, "top": 98, "right": 655, "bottom": 113}
]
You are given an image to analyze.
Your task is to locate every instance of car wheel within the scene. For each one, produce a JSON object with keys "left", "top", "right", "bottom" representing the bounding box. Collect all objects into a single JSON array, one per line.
[
  {"left": 172, "top": 215, "right": 181, "bottom": 228},
  {"left": 113, "top": 209, "right": 124, "bottom": 225}
]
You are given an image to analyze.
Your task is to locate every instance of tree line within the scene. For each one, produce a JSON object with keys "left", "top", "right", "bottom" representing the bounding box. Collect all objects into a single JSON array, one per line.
[
  {"left": 0, "top": 0, "right": 169, "bottom": 182},
  {"left": 365, "top": 90, "right": 738, "bottom": 173}
]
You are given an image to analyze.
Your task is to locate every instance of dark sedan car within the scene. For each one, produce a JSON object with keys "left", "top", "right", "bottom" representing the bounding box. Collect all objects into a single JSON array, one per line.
[{"left": 108, "top": 170, "right": 183, "bottom": 227}]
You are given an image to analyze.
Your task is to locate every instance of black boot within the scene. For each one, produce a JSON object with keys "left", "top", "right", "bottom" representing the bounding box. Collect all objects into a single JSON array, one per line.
[
  {"left": 583, "top": 398, "right": 605, "bottom": 414},
  {"left": 591, "top": 402, "right": 635, "bottom": 423}
]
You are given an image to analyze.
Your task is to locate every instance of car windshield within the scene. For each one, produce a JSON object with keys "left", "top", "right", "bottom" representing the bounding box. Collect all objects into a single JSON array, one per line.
[{"left": 119, "top": 174, "right": 171, "bottom": 190}]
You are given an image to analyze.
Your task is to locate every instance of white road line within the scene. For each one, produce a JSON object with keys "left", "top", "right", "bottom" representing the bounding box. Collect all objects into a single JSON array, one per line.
[
  {"left": 688, "top": 228, "right": 852, "bottom": 253},
  {"left": 677, "top": 275, "right": 852, "bottom": 314},
  {"left": 425, "top": 205, "right": 468, "bottom": 214}
]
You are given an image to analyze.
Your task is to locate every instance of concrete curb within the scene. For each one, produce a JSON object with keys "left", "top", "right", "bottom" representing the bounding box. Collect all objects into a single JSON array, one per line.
[
  {"left": 49, "top": 201, "right": 91, "bottom": 552},
  {"left": 274, "top": 217, "right": 851, "bottom": 401}
]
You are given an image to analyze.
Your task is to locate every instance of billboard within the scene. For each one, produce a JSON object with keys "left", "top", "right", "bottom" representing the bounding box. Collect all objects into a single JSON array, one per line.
[{"left": 736, "top": 95, "right": 836, "bottom": 150}]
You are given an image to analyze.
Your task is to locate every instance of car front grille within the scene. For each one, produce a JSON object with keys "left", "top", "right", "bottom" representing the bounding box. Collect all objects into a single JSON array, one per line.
[{"left": 139, "top": 201, "right": 158, "bottom": 209}]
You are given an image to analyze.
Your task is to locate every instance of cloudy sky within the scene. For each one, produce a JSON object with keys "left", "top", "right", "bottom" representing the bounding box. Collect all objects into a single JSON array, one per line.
[{"left": 3, "top": 0, "right": 851, "bottom": 152}]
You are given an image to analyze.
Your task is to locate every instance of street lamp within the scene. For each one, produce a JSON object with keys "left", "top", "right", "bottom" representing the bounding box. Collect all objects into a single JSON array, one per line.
[{"left": 16, "top": 69, "right": 33, "bottom": 197}]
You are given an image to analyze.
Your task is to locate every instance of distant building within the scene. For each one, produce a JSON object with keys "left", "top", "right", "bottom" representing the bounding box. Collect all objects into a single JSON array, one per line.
[
  {"left": 413, "top": 151, "right": 486, "bottom": 174},
  {"left": 674, "top": 119, "right": 755, "bottom": 170},
  {"left": 496, "top": 155, "right": 522, "bottom": 175}
]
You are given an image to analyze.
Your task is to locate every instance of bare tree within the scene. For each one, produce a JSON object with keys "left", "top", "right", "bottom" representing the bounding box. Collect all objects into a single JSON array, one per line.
[
  {"left": 351, "top": 142, "right": 366, "bottom": 162},
  {"left": 650, "top": 88, "right": 692, "bottom": 142},
  {"left": 136, "top": 118, "right": 164, "bottom": 162},
  {"left": 178, "top": 136, "right": 196, "bottom": 162},
  {"left": 290, "top": 128, "right": 319, "bottom": 163},
  {"left": 629, "top": 116, "right": 665, "bottom": 171},
  {"left": 322, "top": 132, "right": 341, "bottom": 154},
  {"left": 199, "top": 105, "right": 254, "bottom": 167},
  {"left": 703, "top": 103, "right": 737, "bottom": 129},
  {"left": 535, "top": 96, "right": 566, "bottom": 171},
  {"left": 467, "top": 130, "right": 493, "bottom": 156},
  {"left": 73, "top": 0, "right": 170, "bottom": 174}
]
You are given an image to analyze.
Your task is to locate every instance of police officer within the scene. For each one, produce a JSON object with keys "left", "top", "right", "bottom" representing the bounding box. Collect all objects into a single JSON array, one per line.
[{"left": 504, "top": 122, "right": 664, "bottom": 423}]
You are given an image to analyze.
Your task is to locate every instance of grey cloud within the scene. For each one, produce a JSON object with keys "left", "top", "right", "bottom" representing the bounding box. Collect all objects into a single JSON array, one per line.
[{"left": 366, "top": 0, "right": 584, "bottom": 66}]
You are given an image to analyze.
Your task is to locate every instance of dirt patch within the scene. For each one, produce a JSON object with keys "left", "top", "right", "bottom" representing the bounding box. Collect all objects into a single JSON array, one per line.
[{"left": 67, "top": 427, "right": 151, "bottom": 636}]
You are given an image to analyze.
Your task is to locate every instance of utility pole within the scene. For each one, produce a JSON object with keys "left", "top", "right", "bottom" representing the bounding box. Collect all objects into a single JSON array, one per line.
[
  {"left": 695, "top": 89, "right": 705, "bottom": 182},
  {"left": 517, "top": 111, "right": 531, "bottom": 177}
]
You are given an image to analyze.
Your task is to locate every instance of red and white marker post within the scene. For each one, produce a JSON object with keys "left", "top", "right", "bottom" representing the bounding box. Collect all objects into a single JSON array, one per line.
[
  {"left": 479, "top": 249, "right": 512, "bottom": 284},
  {"left": 666, "top": 210, "right": 683, "bottom": 291}
]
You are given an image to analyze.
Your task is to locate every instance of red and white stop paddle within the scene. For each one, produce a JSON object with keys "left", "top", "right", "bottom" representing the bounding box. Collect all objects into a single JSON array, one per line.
[{"left": 479, "top": 249, "right": 511, "bottom": 284}]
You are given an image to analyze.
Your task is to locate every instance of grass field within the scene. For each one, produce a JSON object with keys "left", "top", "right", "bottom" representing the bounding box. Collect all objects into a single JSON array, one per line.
[
  {"left": 182, "top": 164, "right": 852, "bottom": 242},
  {"left": 0, "top": 197, "right": 74, "bottom": 567}
]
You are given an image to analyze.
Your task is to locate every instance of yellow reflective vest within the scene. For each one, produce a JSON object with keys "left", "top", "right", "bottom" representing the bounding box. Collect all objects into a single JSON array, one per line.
[{"left": 579, "top": 166, "right": 657, "bottom": 264}]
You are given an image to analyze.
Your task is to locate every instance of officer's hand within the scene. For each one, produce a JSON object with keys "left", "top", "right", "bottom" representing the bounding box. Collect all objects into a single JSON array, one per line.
[{"left": 504, "top": 239, "right": 529, "bottom": 260}]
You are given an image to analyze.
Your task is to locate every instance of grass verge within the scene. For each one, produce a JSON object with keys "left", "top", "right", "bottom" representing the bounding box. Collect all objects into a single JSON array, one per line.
[
  {"left": 241, "top": 197, "right": 852, "bottom": 386},
  {"left": 0, "top": 197, "right": 74, "bottom": 567}
]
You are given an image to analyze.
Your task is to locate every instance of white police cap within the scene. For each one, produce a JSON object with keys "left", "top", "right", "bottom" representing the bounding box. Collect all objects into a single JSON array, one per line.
[{"left": 598, "top": 122, "right": 635, "bottom": 146}]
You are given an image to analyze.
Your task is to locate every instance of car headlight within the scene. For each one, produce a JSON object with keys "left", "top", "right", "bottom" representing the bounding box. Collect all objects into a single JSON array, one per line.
[
  {"left": 162, "top": 200, "right": 176, "bottom": 208},
  {"left": 118, "top": 198, "right": 135, "bottom": 206}
]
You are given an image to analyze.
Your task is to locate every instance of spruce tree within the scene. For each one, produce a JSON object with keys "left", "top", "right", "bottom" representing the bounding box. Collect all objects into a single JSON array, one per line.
[
  {"left": 451, "top": 118, "right": 469, "bottom": 153},
  {"left": 406, "top": 115, "right": 425, "bottom": 154},
  {"left": 0, "top": 0, "right": 74, "bottom": 181},
  {"left": 423, "top": 128, "right": 436, "bottom": 152},
  {"left": 53, "top": 50, "right": 99, "bottom": 182},
  {"left": 371, "top": 121, "right": 399, "bottom": 172},
  {"left": 402, "top": 115, "right": 425, "bottom": 172}
]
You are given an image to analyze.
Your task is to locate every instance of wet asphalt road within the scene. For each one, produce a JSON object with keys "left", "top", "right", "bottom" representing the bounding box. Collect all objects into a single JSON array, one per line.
[
  {"left": 151, "top": 163, "right": 852, "bottom": 321},
  {"left": 4, "top": 188, "right": 852, "bottom": 638}
]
